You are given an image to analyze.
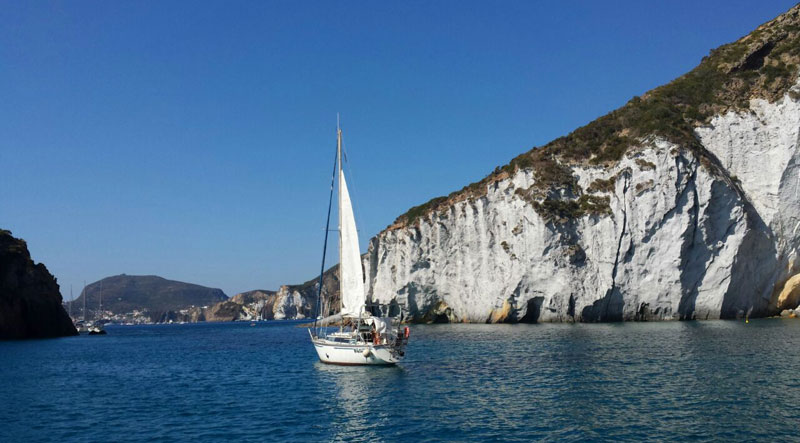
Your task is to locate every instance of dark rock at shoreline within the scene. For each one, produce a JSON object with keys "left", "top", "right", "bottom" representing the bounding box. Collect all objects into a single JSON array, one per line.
[{"left": 0, "top": 230, "right": 77, "bottom": 339}]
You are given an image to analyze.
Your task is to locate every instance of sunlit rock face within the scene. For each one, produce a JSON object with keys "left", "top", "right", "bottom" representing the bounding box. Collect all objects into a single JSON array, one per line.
[
  {"left": 363, "top": 84, "right": 800, "bottom": 323},
  {"left": 271, "top": 286, "right": 310, "bottom": 320}
]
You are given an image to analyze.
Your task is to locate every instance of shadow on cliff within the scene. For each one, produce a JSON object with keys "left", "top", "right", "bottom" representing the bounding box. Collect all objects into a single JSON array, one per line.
[
  {"left": 402, "top": 282, "right": 454, "bottom": 323},
  {"left": 720, "top": 209, "right": 777, "bottom": 318},
  {"left": 580, "top": 288, "right": 624, "bottom": 322},
  {"left": 689, "top": 148, "right": 778, "bottom": 319},
  {"left": 518, "top": 296, "right": 544, "bottom": 323}
]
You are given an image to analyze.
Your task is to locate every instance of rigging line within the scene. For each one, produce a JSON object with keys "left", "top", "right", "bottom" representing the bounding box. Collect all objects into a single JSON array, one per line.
[
  {"left": 313, "top": 137, "right": 339, "bottom": 333},
  {"left": 340, "top": 136, "right": 366, "bottom": 239},
  {"left": 337, "top": 116, "right": 363, "bottom": 240}
]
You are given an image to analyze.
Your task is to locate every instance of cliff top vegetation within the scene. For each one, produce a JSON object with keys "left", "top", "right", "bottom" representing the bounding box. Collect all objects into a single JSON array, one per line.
[{"left": 391, "top": 4, "right": 800, "bottom": 228}]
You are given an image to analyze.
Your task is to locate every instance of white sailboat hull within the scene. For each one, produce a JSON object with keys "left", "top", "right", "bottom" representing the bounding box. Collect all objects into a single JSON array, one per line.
[{"left": 311, "top": 337, "right": 401, "bottom": 366}]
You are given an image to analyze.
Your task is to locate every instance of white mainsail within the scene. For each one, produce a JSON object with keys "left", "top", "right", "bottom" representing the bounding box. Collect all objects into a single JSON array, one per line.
[{"left": 338, "top": 134, "right": 366, "bottom": 317}]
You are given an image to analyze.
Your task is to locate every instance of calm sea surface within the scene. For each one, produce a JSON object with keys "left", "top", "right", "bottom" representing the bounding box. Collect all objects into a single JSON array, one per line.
[{"left": 1, "top": 319, "right": 799, "bottom": 442}]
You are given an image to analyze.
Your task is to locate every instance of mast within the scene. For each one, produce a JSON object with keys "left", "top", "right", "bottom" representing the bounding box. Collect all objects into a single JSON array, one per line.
[
  {"left": 82, "top": 280, "right": 86, "bottom": 322},
  {"left": 337, "top": 119, "right": 343, "bottom": 316},
  {"left": 312, "top": 121, "right": 340, "bottom": 333},
  {"left": 99, "top": 281, "right": 103, "bottom": 320}
]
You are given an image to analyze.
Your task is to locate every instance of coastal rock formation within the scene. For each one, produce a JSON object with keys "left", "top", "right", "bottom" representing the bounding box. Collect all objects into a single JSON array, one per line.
[
  {"left": 0, "top": 230, "right": 77, "bottom": 338},
  {"left": 358, "top": 5, "right": 800, "bottom": 322},
  {"left": 200, "top": 288, "right": 306, "bottom": 322},
  {"left": 197, "top": 266, "right": 340, "bottom": 322},
  {"left": 777, "top": 274, "right": 800, "bottom": 310}
]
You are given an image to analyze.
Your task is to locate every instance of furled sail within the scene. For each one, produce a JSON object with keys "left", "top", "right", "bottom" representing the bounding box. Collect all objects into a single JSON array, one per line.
[{"left": 339, "top": 169, "right": 366, "bottom": 317}]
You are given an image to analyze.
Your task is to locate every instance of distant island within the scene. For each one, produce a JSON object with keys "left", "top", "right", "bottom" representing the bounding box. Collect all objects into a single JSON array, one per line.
[{"left": 69, "top": 275, "right": 228, "bottom": 324}]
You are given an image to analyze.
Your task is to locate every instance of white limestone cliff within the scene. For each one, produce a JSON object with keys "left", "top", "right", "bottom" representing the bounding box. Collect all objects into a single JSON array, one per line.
[
  {"left": 272, "top": 285, "right": 310, "bottom": 320},
  {"left": 362, "top": 83, "right": 800, "bottom": 322}
]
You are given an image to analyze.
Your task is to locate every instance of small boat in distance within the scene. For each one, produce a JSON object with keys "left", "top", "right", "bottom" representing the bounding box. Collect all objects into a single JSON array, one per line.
[
  {"left": 76, "top": 281, "right": 106, "bottom": 335},
  {"left": 87, "top": 324, "right": 106, "bottom": 335},
  {"left": 92, "top": 281, "right": 107, "bottom": 335},
  {"left": 76, "top": 281, "right": 90, "bottom": 334},
  {"left": 309, "top": 122, "right": 409, "bottom": 365}
]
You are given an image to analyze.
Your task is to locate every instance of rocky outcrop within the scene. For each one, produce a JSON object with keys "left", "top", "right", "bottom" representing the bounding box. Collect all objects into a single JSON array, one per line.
[
  {"left": 149, "top": 307, "right": 206, "bottom": 323},
  {"left": 202, "top": 299, "right": 246, "bottom": 322},
  {"left": 777, "top": 274, "right": 800, "bottom": 310},
  {"left": 0, "top": 230, "right": 77, "bottom": 338},
  {"left": 201, "top": 287, "right": 311, "bottom": 321},
  {"left": 358, "top": 5, "right": 800, "bottom": 323},
  {"left": 268, "top": 286, "right": 309, "bottom": 320},
  {"left": 196, "top": 266, "right": 340, "bottom": 322}
]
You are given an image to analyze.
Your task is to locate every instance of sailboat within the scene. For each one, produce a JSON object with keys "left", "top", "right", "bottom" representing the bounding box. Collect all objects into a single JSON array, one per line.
[
  {"left": 75, "top": 281, "right": 91, "bottom": 334},
  {"left": 76, "top": 281, "right": 106, "bottom": 335},
  {"left": 308, "top": 123, "right": 410, "bottom": 365},
  {"left": 89, "top": 281, "right": 107, "bottom": 335}
]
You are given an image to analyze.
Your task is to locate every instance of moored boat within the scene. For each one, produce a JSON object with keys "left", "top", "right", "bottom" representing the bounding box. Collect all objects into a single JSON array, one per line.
[
  {"left": 76, "top": 281, "right": 106, "bottom": 335},
  {"left": 308, "top": 122, "right": 409, "bottom": 365}
]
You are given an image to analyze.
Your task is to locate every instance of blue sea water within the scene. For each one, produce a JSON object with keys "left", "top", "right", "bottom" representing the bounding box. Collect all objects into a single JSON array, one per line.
[{"left": 1, "top": 319, "right": 799, "bottom": 442}]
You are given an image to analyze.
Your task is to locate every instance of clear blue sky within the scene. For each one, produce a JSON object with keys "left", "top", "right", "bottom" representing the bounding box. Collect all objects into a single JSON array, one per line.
[{"left": 1, "top": 1, "right": 795, "bottom": 300}]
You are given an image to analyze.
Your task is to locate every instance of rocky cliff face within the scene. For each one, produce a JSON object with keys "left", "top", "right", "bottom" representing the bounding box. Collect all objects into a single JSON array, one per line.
[
  {"left": 360, "top": 6, "right": 800, "bottom": 323},
  {"left": 365, "top": 134, "right": 790, "bottom": 322},
  {"left": 223, "top": 6, "right": 800, "bottom": 324},
  {"left": 0, "top": 230, "right": 77, "bottom": 338},
  {"left": 200, "top": 288, "right": 308, "bottom": 322},
  {"left": 195, "top": 266, "right": 340, "bottom": 322}
]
